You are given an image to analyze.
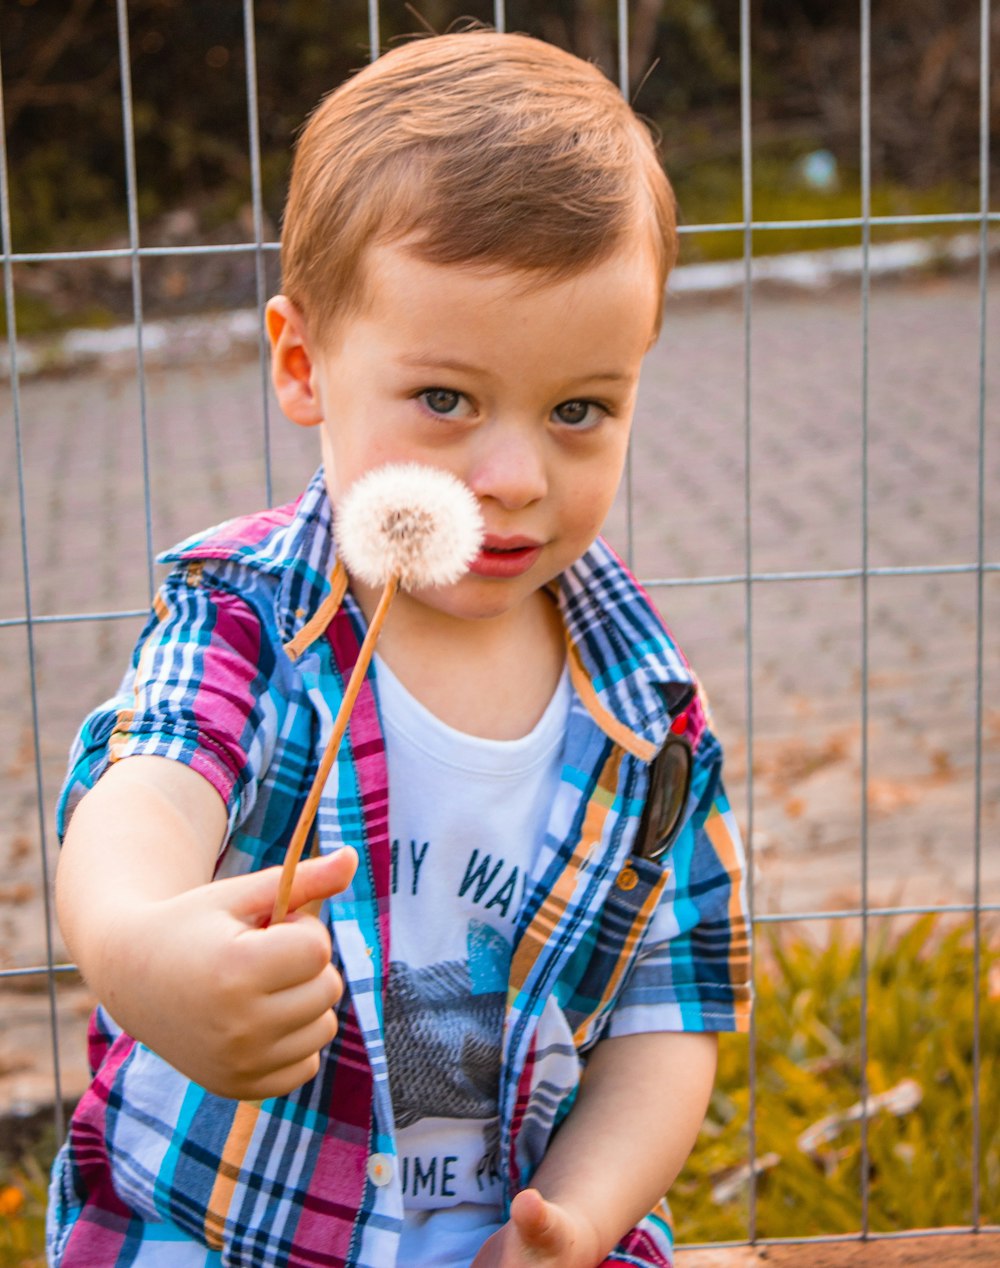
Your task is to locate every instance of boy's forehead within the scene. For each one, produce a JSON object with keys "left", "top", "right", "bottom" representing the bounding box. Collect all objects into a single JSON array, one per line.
[
  {"left": 360, "top": 239, "right": 661, "bottom": 327},
  {"left": 328, "top": 240, "right": 661, "bottom": 371}
]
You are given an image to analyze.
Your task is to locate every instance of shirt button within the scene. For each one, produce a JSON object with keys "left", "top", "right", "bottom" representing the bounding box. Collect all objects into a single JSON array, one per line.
[
  {"left": 367, "top": 1153, "right": 393, "bottom": 1187},
  {"left": 616, "top": 865, "right": 639, "bottom": 891}
]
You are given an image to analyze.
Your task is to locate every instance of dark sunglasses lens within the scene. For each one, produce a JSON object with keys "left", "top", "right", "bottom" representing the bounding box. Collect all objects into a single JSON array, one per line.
[{"left": 638, "top": 737, "right": 692, "bottom": 861}]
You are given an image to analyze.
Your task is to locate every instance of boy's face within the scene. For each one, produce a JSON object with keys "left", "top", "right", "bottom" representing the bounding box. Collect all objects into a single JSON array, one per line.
[{"left": 268, "top": 239, "right": 660, "bottom": 630}]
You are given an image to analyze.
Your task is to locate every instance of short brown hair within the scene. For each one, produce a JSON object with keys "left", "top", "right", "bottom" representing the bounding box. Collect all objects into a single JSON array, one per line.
[{"left": 281, "top": 30, "right": 677, "bottom": 342}]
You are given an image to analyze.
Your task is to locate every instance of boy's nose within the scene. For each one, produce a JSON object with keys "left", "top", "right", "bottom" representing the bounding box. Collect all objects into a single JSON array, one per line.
[{"left": 468, "top": 422, "right": 548, "bottom": 510}]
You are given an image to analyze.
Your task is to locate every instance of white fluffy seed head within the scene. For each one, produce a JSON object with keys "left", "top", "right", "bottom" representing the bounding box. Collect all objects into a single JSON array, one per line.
[{"left": 334, "top": 463, "right": 485, "bottom": 591}]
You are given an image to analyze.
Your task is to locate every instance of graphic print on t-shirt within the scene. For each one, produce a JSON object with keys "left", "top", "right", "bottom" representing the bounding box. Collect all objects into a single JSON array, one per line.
[
  {"left": 385, "top": 917, "right": 509, "bottom": 1129},
  {"left": 374, "top": 655, "right": 571, "bottom": 1221}
]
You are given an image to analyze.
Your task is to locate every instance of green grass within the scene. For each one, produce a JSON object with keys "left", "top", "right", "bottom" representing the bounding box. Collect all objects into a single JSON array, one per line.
[
  {"left": 0, "top": 292, "right": 117, "bottom": 341},
  {"left": 1, "top": 915, "right": 994, "bottom": 1262},
  {"left": 0, "top": 1144, "right": 51, "bottom": 1268},
  {"left": 675, "top": 915, "right": 1000, "bottom": 1242},
  {"left": 673, "top": 156, "right": 977, "bottom": 262}
]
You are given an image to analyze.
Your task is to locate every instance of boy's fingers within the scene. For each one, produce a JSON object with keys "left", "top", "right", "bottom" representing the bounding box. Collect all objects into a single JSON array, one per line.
[{"left": 243, "top": 922, "right": 339, "bottom": 992}]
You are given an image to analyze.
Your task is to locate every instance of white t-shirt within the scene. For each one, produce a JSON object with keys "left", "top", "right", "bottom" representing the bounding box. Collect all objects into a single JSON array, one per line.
[{"left": 374, "top": 655, "right": 571, "bottom": 1265}]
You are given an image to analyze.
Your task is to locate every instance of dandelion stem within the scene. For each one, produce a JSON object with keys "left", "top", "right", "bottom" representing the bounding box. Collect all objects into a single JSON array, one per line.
[{"left": 270, "top": 573, "right": 400, "bottom": 924}]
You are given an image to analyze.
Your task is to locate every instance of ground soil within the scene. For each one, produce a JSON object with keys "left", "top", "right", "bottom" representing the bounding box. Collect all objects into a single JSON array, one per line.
[{"left": 678, "top": 1233, "right": 1000, "bottom": 1265}]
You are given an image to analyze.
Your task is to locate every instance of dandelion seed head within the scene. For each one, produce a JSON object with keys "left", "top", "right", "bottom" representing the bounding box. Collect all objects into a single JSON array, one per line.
[{"left": 335, "top": 463, "right": 485, "bottom": 591}]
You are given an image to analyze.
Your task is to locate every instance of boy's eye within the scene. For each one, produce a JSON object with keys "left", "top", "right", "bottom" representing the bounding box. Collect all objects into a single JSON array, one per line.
[
  {"left": 420, "top": 388, "right": 467, "bottom": 417},
  {"left": 553, "top": 399, "right": 604, "bottom": 428}
]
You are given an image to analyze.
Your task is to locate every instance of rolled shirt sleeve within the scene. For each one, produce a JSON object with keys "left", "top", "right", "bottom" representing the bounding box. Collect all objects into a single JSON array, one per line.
[{"left": 57, "top": 566, "right": 283, "bottom": 845}]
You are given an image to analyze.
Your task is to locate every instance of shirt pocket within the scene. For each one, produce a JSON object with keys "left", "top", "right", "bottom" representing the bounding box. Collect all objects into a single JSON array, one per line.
[{"left": 561, "top": 853, "right": 672, "bottom": 1054}]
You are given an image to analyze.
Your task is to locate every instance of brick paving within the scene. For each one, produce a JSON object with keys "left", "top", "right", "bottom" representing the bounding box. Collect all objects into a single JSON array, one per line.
[
  {"left": 615, "top": 272, "right": 999, "bottom": 923},
  {"left": 0, "top": 269, "right": 997, "bottom": 1158}
]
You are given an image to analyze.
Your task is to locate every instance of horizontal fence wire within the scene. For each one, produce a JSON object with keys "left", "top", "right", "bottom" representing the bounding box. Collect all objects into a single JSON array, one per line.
[
  {"left": 1, "top": 562, "right": 1000, "bottom": 632},
  {"left": 675, "top": 1225, "right": 1000, "bottom": 1254},
  {"left": 1, "top": 0, "right": 995, "bottom": 1256},
  {"left": 4, "top": 899, "right": 999, "bottom": 985},
  {"left": 1, "top": 562, "right": 999, "bottom": 632},
  {"left": 3, "top": 213, "right": 998, "bottom": 265}
]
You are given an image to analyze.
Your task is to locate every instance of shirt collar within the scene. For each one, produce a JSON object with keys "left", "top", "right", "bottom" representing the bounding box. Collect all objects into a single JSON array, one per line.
[
  {"left": 158, "top": 467, "right": 336, "bottom": 645},
  {"left": 159, "top": 467, "right": 694, "bottom": 754},
  {"left": 551, "top": 538, "right": 695, "bottom": 757}
]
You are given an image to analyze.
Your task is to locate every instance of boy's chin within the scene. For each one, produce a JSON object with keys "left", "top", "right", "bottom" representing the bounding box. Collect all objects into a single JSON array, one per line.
[{"left": 400, "top": 574, "right": 547, "bottom": 627}]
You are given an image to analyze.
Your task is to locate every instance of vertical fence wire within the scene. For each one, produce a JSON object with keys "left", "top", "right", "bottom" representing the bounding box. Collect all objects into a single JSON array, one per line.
[
  {"left": 369, "top": 0, "right": 381, "bottom": 61},
  {"left": 242, "top": 0, "right": 273, "bottom": 507},
  {"left": 738, "top": 0, "right": 758, "bottom": 1244},
  {"left": 0, "top": 33, "right": 66, "bottom": 1145},
  {"left": 493, "top": 0, "right": 506, "bottom": 36},
  {"left": 114, "top": 0, "right": 155, "bottom": 603},
  {"left": 617, "top": 0, "right": 636, "bottom": 570},
  {"left": 616, "top": 0, "right": 630, "bottom": 102},
  {"left": 858, "top": 0, "right": 873, "bottom": 1236},
  {"left": 971, "top": 0, "right": 991, "bottom": 1230}
]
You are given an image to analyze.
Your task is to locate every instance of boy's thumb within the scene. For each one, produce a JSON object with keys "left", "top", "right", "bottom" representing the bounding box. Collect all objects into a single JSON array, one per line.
[
  {"left": 224, "top": 848, "right": 358, "bottom": 922},
  {"left": 284, "top": 847, "right": 358, "bottom": 916},
  {"left": 510, "top": 1189, "right": 559, "bottom": 1250}
]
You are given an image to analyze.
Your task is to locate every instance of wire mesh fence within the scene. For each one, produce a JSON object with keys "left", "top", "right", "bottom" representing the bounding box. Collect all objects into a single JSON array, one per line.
[{"left": 0, "top": 0, "right": 997, "bottom": 1257}]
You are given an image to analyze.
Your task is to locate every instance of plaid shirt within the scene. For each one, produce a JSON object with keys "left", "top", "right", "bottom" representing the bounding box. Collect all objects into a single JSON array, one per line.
[{"left": 48, "top": 468, "right": 751, "bottom": 1268}]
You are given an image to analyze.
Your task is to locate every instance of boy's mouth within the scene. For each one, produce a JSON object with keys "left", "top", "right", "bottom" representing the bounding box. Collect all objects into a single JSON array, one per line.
[{"left": 468, "top": 535, "right": 543, "bottom": 579}]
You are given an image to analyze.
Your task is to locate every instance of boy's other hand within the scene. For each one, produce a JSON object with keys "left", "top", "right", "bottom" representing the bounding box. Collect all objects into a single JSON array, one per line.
[
  {"left": 471, "top": 1188, "right": 601, "bottom": 1268},
  {"left": 108, "top": 847, "right": 358, "bottom": 1102}
]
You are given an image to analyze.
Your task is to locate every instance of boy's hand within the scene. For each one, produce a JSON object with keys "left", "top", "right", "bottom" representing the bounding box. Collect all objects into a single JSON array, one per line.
[
  {"left": 471, "top": 1188, "right": 601, "bottom": 1268},
  {"left": 104, "top": 848, "right": 358, "bottom": 1101}
]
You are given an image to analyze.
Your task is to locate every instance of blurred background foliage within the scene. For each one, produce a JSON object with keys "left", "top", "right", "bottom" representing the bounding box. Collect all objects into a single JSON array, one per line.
[
  {"left": 0, "top": 0, "right": 996, "bottom": 331},
  {"left": 677, "top": 915, "right": 1000, "bottom": 1241}
]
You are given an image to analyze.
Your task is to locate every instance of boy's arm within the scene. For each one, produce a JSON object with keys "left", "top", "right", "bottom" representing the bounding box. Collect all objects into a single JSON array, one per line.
[
  {"left": 472, "top": 1030, "right": 717, "bottom": 1268},
  {"left": 57, "top": 754, "right": 356, "bottom": 1100}
]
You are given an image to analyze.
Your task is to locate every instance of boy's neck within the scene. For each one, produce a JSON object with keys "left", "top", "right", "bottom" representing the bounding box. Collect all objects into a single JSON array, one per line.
[{"left": 355, "top": 583, "right": 565, "bottom": 741}]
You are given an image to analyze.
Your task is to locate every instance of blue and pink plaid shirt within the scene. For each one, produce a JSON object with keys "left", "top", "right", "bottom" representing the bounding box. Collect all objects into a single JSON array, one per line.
[{"left": 48, "top": 468, "right": 751, "bottom": 1267}]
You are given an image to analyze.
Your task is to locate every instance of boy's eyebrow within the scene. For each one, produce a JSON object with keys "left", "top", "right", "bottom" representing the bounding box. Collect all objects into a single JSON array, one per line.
[
  {"left": 398, "top": 354, "right": 486, "bottom": 376},
  {"left": 398, "top": 354, "right": 633, "bottom": 384}
]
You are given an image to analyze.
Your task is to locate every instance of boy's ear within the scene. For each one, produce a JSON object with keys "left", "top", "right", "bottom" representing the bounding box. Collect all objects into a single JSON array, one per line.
[{"left": 265, "top": 295, "right": 324, "bottom": 428}]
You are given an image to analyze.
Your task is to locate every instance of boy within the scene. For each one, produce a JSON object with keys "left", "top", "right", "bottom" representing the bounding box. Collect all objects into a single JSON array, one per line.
[{"left": 49, "top": 29, "right": 750, "bottom": 1268}]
